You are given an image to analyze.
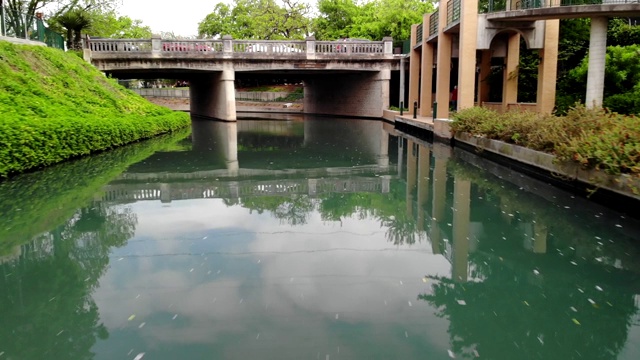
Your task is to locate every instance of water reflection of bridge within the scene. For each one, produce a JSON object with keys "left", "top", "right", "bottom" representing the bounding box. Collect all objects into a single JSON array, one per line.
[{"left": 101, "top": 176, "right": 390, "bottom": 204}]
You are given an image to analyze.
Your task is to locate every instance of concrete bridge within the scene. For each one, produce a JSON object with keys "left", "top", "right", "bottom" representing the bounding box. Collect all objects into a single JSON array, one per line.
[
  {"left": 408, "top": 0, "right": 640, "bottom": 119},
  {"left": 84, "top": 37, "right": 397, "bottom": 120}
]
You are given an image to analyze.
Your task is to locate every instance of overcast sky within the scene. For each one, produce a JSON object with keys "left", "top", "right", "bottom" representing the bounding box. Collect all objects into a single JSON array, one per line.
[
  {"left": 117, "top": 0, "right": 224, "bottom": 37},
  {"left": 117, "top": 0, "right": 318, "bottom": 37}
]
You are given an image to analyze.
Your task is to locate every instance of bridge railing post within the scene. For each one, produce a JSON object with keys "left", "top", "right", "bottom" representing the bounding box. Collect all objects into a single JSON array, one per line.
[
  {"left": 151, "top": 34, "right": 161, "bottom": 55},
  {"left": 306, "top": 36, "right": 315, "bottom": 58},
  {"left": 383, "top": 36, "right": 393, "bottom": 56},
  {"left": 223, "top": 35, "right": 233, "bottom": 54}
]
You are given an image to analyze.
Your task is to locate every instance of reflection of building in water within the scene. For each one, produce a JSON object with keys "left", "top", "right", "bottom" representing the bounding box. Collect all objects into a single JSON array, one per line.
[{"left": 396, "top": 134, "right": 640, "bottom": 360}]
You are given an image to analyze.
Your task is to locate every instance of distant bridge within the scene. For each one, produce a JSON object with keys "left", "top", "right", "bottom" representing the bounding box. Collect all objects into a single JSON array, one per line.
[{"left": 84, "top": 37, "right": 398, "bottom": 120}]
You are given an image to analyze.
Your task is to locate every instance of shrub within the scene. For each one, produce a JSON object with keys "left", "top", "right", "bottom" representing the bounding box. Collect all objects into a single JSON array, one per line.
[
  {"left": 452, "top": 105, "right": 640, "bottom": 177},
  {"left": 0, "top": 42, "right": 190, "bottom": 178}
]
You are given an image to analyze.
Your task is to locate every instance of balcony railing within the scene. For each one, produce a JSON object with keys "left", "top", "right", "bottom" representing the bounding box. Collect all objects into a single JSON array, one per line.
[
  {"left": 416, "top": 24, "right": 423, "bottom": 44},
  {"left": 429, "top": 10, "right": 439, "bottom": 36},
  {"left": 482, "top": 0, "right": 638, "bottom": 11},
  {"left": 447, "top": 0, "right": 462, "bottom": 25}
]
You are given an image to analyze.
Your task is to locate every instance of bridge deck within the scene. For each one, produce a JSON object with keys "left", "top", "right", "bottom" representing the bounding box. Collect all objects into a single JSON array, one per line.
[{"left": 487, "top": 2, "right": 640, "bottom": 21}]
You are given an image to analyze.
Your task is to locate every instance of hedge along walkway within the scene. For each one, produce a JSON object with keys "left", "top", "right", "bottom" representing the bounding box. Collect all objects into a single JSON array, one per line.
[{"left": 0, "top": 41, "right": 190, "bottom": 178}]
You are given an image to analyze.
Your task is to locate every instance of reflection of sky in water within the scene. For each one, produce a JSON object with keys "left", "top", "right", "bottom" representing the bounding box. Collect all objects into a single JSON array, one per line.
[{"left": 92, "top": 199, "right": 453, "bottom": 359}]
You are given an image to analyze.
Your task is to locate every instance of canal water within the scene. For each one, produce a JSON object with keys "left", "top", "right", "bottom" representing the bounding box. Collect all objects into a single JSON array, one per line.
[{"left": 1, "top": 115, "right": 639, "bottom": 360}]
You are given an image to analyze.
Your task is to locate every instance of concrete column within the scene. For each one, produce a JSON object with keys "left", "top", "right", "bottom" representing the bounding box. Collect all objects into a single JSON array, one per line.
[
  {"left": 377, "top": 127, "right": 389, "bottom": 167},
  {"left": 308, "top": 179, "right": 317, "bottom": 197},
  {"left": 416, "top": 145, "right": 431, "bottom": 231},
  {"left": 406, "top": 140, "right": 418, "bottom": 218},
  {"left": 457, "top": 0, "right": 479, "bottom": 111},
  {"left": 222, "top": 35, "right": 233, "bottom": 55},
  {"left": 435, "top": 1, "right": 452, "bottom": 119},
  {"left": 408, "top": 24, "right": 421, "bottom": 115},
  {"left": 419, "top": 14, "right": 434, "bottom": 116},
  {"left": 151, "top": 34, "right": 161, "bottom": 56},
  {"left": 306, "top": 35, "right": 316, "bottom": 59},
  {"left": 536, "top": 19, "right": 559, "bottom": 114},
  {"left": 189, "top": 63, "right": 237, "bottom": 121},
  {"left": 533, "top": 223, "right": 548, "bottom": 254},
  {"left": 585, "top": 17, "right": 608, "bottom": 109},
  {"left": 383, "top": 36, "right": 393, "bottom": 56},
  {"left": 430, "top": 144, "right": 450, "bottom": 254},
  {"left": 420, "top": 42, "right": 435, "bottom": 116},
  {"left": 397, "top": 137, "right": 404, "bottom": 177},
  {"left": 503, "top": 33, "right": 520, "bottom": 111},
  {"left": 477, "top": 50, "right": 491, "bottom": 105},
  {"left": 452, "top": 179, "right": 471, "bottom": 283},
  {"left": 160, "top": 183, "right": 171, "bottom": 203},
  {"left": 378, "top": 69, "right": 391, "bottom": 114}
]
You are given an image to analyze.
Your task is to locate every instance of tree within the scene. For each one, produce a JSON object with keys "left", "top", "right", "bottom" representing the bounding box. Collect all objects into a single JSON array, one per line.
[
  {"left": 198, "top": 0, "right": 311, "bottom": 40},
  {"left": 314, "top": 0, "right": 435, "bottom": 41},
  {"left": 85, "top": 10, "right": 151, "bottom": 39},
  {"left": 0, "top": 0, "right": 116, "bottom": 42},
  {"left": 313, "top": 0, "right": 359, "bottom": 40},
  {"left": 54, "top": 7, "right": 91, "bottom": 49},
  {"left": 569, "top": 44, "right": 640, "bottom": 114}
]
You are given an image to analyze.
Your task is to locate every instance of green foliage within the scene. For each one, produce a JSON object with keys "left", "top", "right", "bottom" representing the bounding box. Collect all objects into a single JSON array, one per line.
[
  {"left": 313, "top": 0, "right": 434, "bottom": 41},
  {"left": 452, "top": 106, "right": 640, "bottom": 178},
  {"left": 568, "top": 44, "right": 640, "bottom": 114},
  {"left": 0, "top": 41, "right": 190, "bottom": 178},
  {"left": 85, "top": 10, "right": 152, "bottom": 39},
  {"left": 603, "top": 91, "right": 640, "bottom": 115},
  {"left": 555, "top": 106, "right": 640, "bottom": 176},
  {"left": 0, "top": 128, "right": 190, "bottom": 255},
  {"left": 608, "top": 18, "right": 640, "bottom": 47},
  {"left": 198, "top": 0, "right": 312, "bottom": 40},
  {"left": 275, "top": 87, "right": 304, "bottom": 101},
  {"left": 51, "top": 7, "right": 92, "bottom": 49}
]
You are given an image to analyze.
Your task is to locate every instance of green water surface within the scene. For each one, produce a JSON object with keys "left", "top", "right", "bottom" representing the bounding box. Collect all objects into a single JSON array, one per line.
[{"left": 1, "top": 115, "right": 639, "bottom": 360}]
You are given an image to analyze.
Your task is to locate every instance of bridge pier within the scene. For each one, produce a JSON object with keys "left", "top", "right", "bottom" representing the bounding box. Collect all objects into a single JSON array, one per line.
[
  {"left": 189, "top": 65, "right": 237, "bottom": 121},
  {"left": 303, "top": 70, "right": 390, "bottom": 118},
  {"left": 585, "top": 17, "right": 608, "bottom": 109}
]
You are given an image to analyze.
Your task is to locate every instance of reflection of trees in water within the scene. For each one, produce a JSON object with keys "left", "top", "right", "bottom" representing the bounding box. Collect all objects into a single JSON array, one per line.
[
  {"left": 0, "top": 204, "right": 137, "bottom": 359},
  {"left": 240, "top": 195, "right": 314, "bottom": 226},
  {"left": 231, "top": 181, "right": 425, "bottom": 244},
  {"left": 418, "top": 254, "right": 639, "bottom": 360},
  {"left": 381, "top": 215, "right": 425, "bottom": 245}
]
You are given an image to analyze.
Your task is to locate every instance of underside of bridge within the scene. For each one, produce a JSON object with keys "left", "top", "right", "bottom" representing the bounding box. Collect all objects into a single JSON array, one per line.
[{"left": 103, "top": 67, "right": 391, "bottom": 121}]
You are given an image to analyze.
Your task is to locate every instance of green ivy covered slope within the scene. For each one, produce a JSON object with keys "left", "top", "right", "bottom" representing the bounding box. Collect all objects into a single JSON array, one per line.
[{"left": 0, "top": 41, "right": 190, "bottom": 178}]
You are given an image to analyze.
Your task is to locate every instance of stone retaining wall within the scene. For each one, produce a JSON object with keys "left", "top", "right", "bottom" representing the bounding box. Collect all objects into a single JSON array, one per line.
[{"left": 454, "top": 132, "right": 640, "bottom": 202}]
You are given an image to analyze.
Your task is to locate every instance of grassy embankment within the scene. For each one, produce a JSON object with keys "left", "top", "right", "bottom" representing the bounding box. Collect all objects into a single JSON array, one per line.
[
  {"left": 0, "top": 41, "right": 190, "bottom": 178},
  {"left": 451, "top": 106, "right": 640, "bottom": 180}
]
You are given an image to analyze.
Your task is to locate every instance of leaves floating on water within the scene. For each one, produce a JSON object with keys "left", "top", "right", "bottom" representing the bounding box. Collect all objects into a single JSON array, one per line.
[
  {"left": 572, "top": 318, "right": 581, "bottom": 325},
  {"left": 128, "top": 315, "right": 136, "bottom": 321}
]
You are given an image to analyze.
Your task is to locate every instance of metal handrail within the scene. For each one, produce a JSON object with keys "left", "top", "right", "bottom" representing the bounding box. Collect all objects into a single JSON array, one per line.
[
  {"left": 447, "top": 0, "right": 462, "bottom": 25},
  {"left": 500, "top": 0, "right": 638, "bottom": 11},
  {"left": 429, "top": 10, "right": 439, "bottom": 36}
]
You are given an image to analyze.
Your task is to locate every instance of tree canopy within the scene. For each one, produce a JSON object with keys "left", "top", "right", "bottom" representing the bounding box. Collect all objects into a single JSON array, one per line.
[
  {"left": 313, "top": 0, "right": 435, "bottom": 40},
  {"left": 197, "top": 0, "right": 312, "bottom": 40}
]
